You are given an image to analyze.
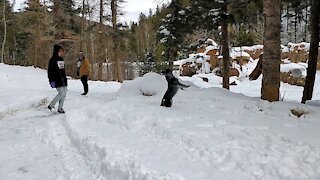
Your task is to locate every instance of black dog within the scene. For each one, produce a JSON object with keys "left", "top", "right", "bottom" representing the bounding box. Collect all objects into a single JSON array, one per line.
[{"left": 161, "top": 69, "right": 190, "bottom": 107}]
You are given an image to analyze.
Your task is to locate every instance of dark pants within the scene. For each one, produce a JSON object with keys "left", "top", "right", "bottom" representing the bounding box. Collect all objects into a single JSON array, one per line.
[{"left": 81, "top": 75, "right": 88, "bottom": 93}]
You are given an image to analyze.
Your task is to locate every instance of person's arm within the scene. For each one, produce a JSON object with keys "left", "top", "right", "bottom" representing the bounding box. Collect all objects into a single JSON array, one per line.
[{"left": 48, "top": 59, "right": 55, "bottom": 82}]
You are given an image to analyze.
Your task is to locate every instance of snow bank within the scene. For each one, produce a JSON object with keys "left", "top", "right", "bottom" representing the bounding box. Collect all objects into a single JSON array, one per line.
[
  {"left": 65, "top": 81, "right": 320, "bottom": 180},
  {"left": 118, "top": 73, "right": 167, "bottom": 97}
]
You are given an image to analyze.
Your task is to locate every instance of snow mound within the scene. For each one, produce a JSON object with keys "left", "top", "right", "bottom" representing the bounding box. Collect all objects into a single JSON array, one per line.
[{"left": 118, "top": 73, "right": 167, "bottom": 97}]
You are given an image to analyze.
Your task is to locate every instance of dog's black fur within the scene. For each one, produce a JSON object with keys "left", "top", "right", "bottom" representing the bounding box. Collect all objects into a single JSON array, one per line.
[{"left": 161, "top": 69, "right": 190, "bottom": 107}]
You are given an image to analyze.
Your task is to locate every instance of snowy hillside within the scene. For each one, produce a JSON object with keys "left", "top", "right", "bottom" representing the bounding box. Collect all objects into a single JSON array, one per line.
[{"left": 1, "top": 63, "right": 320, "bottom": 180}]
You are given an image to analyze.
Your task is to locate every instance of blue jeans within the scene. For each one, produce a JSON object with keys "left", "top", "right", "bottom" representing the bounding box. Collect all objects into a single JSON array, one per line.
[{"left": 49, "top": 86, "right": 67, "bottom": 109}]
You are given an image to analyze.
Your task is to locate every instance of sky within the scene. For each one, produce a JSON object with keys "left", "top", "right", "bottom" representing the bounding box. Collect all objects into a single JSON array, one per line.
[{"left": 10, "top": 0, "right": 163, "bottom": 22}]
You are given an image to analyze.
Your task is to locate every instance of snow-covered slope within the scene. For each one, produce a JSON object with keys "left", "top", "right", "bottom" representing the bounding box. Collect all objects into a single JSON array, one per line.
[{"left": 1, "top": 63, "right": 320, "bottom": 180}]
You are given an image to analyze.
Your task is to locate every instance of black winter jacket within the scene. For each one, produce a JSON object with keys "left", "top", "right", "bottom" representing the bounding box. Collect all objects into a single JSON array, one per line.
[{"left": 48, "top": 45, "right": 68, "bottom": 87}]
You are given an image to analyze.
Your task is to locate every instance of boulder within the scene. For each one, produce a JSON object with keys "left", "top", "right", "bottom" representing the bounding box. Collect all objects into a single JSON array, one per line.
[{"left": 181, "top": 63, "right": 197, "bottom": 77}]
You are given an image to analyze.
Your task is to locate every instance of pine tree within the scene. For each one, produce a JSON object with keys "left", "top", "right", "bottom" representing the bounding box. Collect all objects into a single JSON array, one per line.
[
  {"left": 52, "top": 0, "right": 77, "bottom": 39},
  {"left": 157, "top": 0, "right": 192, "bottom": 69},
  {"left": 24, "top": 0, "right": 48, "bottom": 67}
]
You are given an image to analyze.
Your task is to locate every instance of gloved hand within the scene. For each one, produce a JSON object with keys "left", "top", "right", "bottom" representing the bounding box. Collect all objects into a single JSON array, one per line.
[{"left": 49, "top": 81, "right": 56, "bottom": 88}]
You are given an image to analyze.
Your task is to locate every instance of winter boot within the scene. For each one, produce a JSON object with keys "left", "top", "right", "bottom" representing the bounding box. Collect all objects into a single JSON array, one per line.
[
  {"left": 48, "top": 105, "right": 53, "bottom": 112},
  {"left": 58, "top": 108, "right": 65, "bottom": 114}
]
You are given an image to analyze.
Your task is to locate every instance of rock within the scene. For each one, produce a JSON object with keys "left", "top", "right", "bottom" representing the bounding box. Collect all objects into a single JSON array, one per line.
[
  {"left": 291, "top": 109, "right": 308, "bottom": 118},
  {"left": 181, "top": 64, "right": 197, "bottom": 77}
]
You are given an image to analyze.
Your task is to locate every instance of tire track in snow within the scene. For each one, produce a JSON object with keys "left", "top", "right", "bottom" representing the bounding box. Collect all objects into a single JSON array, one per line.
[
  {"left": 61, "top": 104, "right": 186, "bottom": 180},
  {"left": 37, "top": 114, "right": 101, "bottom": 180},
  {"left": 0, "top": 105, "right": 100, "bottom": 180},
  {"left": 0, "top": 97, "right": 49, "bottom": 120}
]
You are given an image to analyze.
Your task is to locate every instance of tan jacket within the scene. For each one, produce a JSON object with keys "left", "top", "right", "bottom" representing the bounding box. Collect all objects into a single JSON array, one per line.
[{"left": 79, "top": 58, "right": 91, "bottom": 77}]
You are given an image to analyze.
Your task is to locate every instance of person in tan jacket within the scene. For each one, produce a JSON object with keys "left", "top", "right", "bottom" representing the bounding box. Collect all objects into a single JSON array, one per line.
[{"left": 77, "top": 51, "right": 91, "bottom": 95}]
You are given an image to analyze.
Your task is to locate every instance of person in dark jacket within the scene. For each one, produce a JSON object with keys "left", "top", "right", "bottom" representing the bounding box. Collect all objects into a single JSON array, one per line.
[
  {"left": 161, "top": 69, "right": 190, "bottom": 107},
  {"left": 47, "top": 45, "right": 68, "bottom": 113}
]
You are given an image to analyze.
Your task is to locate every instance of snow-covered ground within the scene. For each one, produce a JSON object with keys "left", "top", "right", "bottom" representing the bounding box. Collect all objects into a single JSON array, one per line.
[{"left": 1, "top": 63, "right": 320, "bottom": 180}]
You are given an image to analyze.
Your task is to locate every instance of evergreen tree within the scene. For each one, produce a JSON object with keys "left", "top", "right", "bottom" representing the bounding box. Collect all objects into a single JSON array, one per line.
[
  {"left": 157, "top": 0, "right": 192, "bottom": 69},
  {"left": 23, "top": 0, "right": 49, "bottom": 67},
  {"left": 52, "top": 0, "right": 77, "bottom": 39}
]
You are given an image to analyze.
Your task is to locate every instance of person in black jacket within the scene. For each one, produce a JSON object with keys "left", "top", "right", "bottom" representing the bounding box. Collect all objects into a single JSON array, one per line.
[
  {"left": 47, "top": 45, "right": 68, "bottom": 113},
  {"left": 161, "top": 69, "right": 190, "bottom": 107}
]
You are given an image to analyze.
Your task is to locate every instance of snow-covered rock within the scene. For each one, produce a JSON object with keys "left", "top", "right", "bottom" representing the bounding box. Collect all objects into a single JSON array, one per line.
[
  {"left": 281, "top": 63, "right": 307, "bottom": 77},
  {"left": 288, "top": 42, "right": 311, "bottom": 51}
]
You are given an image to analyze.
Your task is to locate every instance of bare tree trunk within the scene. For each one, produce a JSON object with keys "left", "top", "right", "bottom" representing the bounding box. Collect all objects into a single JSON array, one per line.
[
  {"left": 111, "top": 0, "right": 123, "bottom": 82},
  {"left": 13, "top": 36, "right": 17, "bottom": 65},
  {"left": 301, "top": 0, "right": 320, "bottom": 103},
  {"left": 100, "top": 0, "right": 103, "bottom": 27},
  {"left": 34, "top": 20, "right": 41, "bottom": 67},
  {"left": 1, "top": 0, "right": 7, "bottom": 63},
  {"left": 97, "top": 0, "right": 104, "bottom": 81},
  {"left": 221, "top": 1, "right": 230, "bottom": 89},
  {"left": 304, "top": 3, "right": 308, "bottom": 41},
  {"left": 90, "top": 33, "right": 95, "bottom": 79},
  {"left": 80, "top": 0, "right": 85, "bottom": 51},
  {"left": 261, "top": 0, "right": 281, "bottom": 102},
  {"left": 144, "top": 19, "right": 149, "bottom": 52},
  {"left": 221, "top": 22, "right": 230, "bottom": 90},
  {"left": 294, "top": 9, "right": 297, "bottom": 42}
]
